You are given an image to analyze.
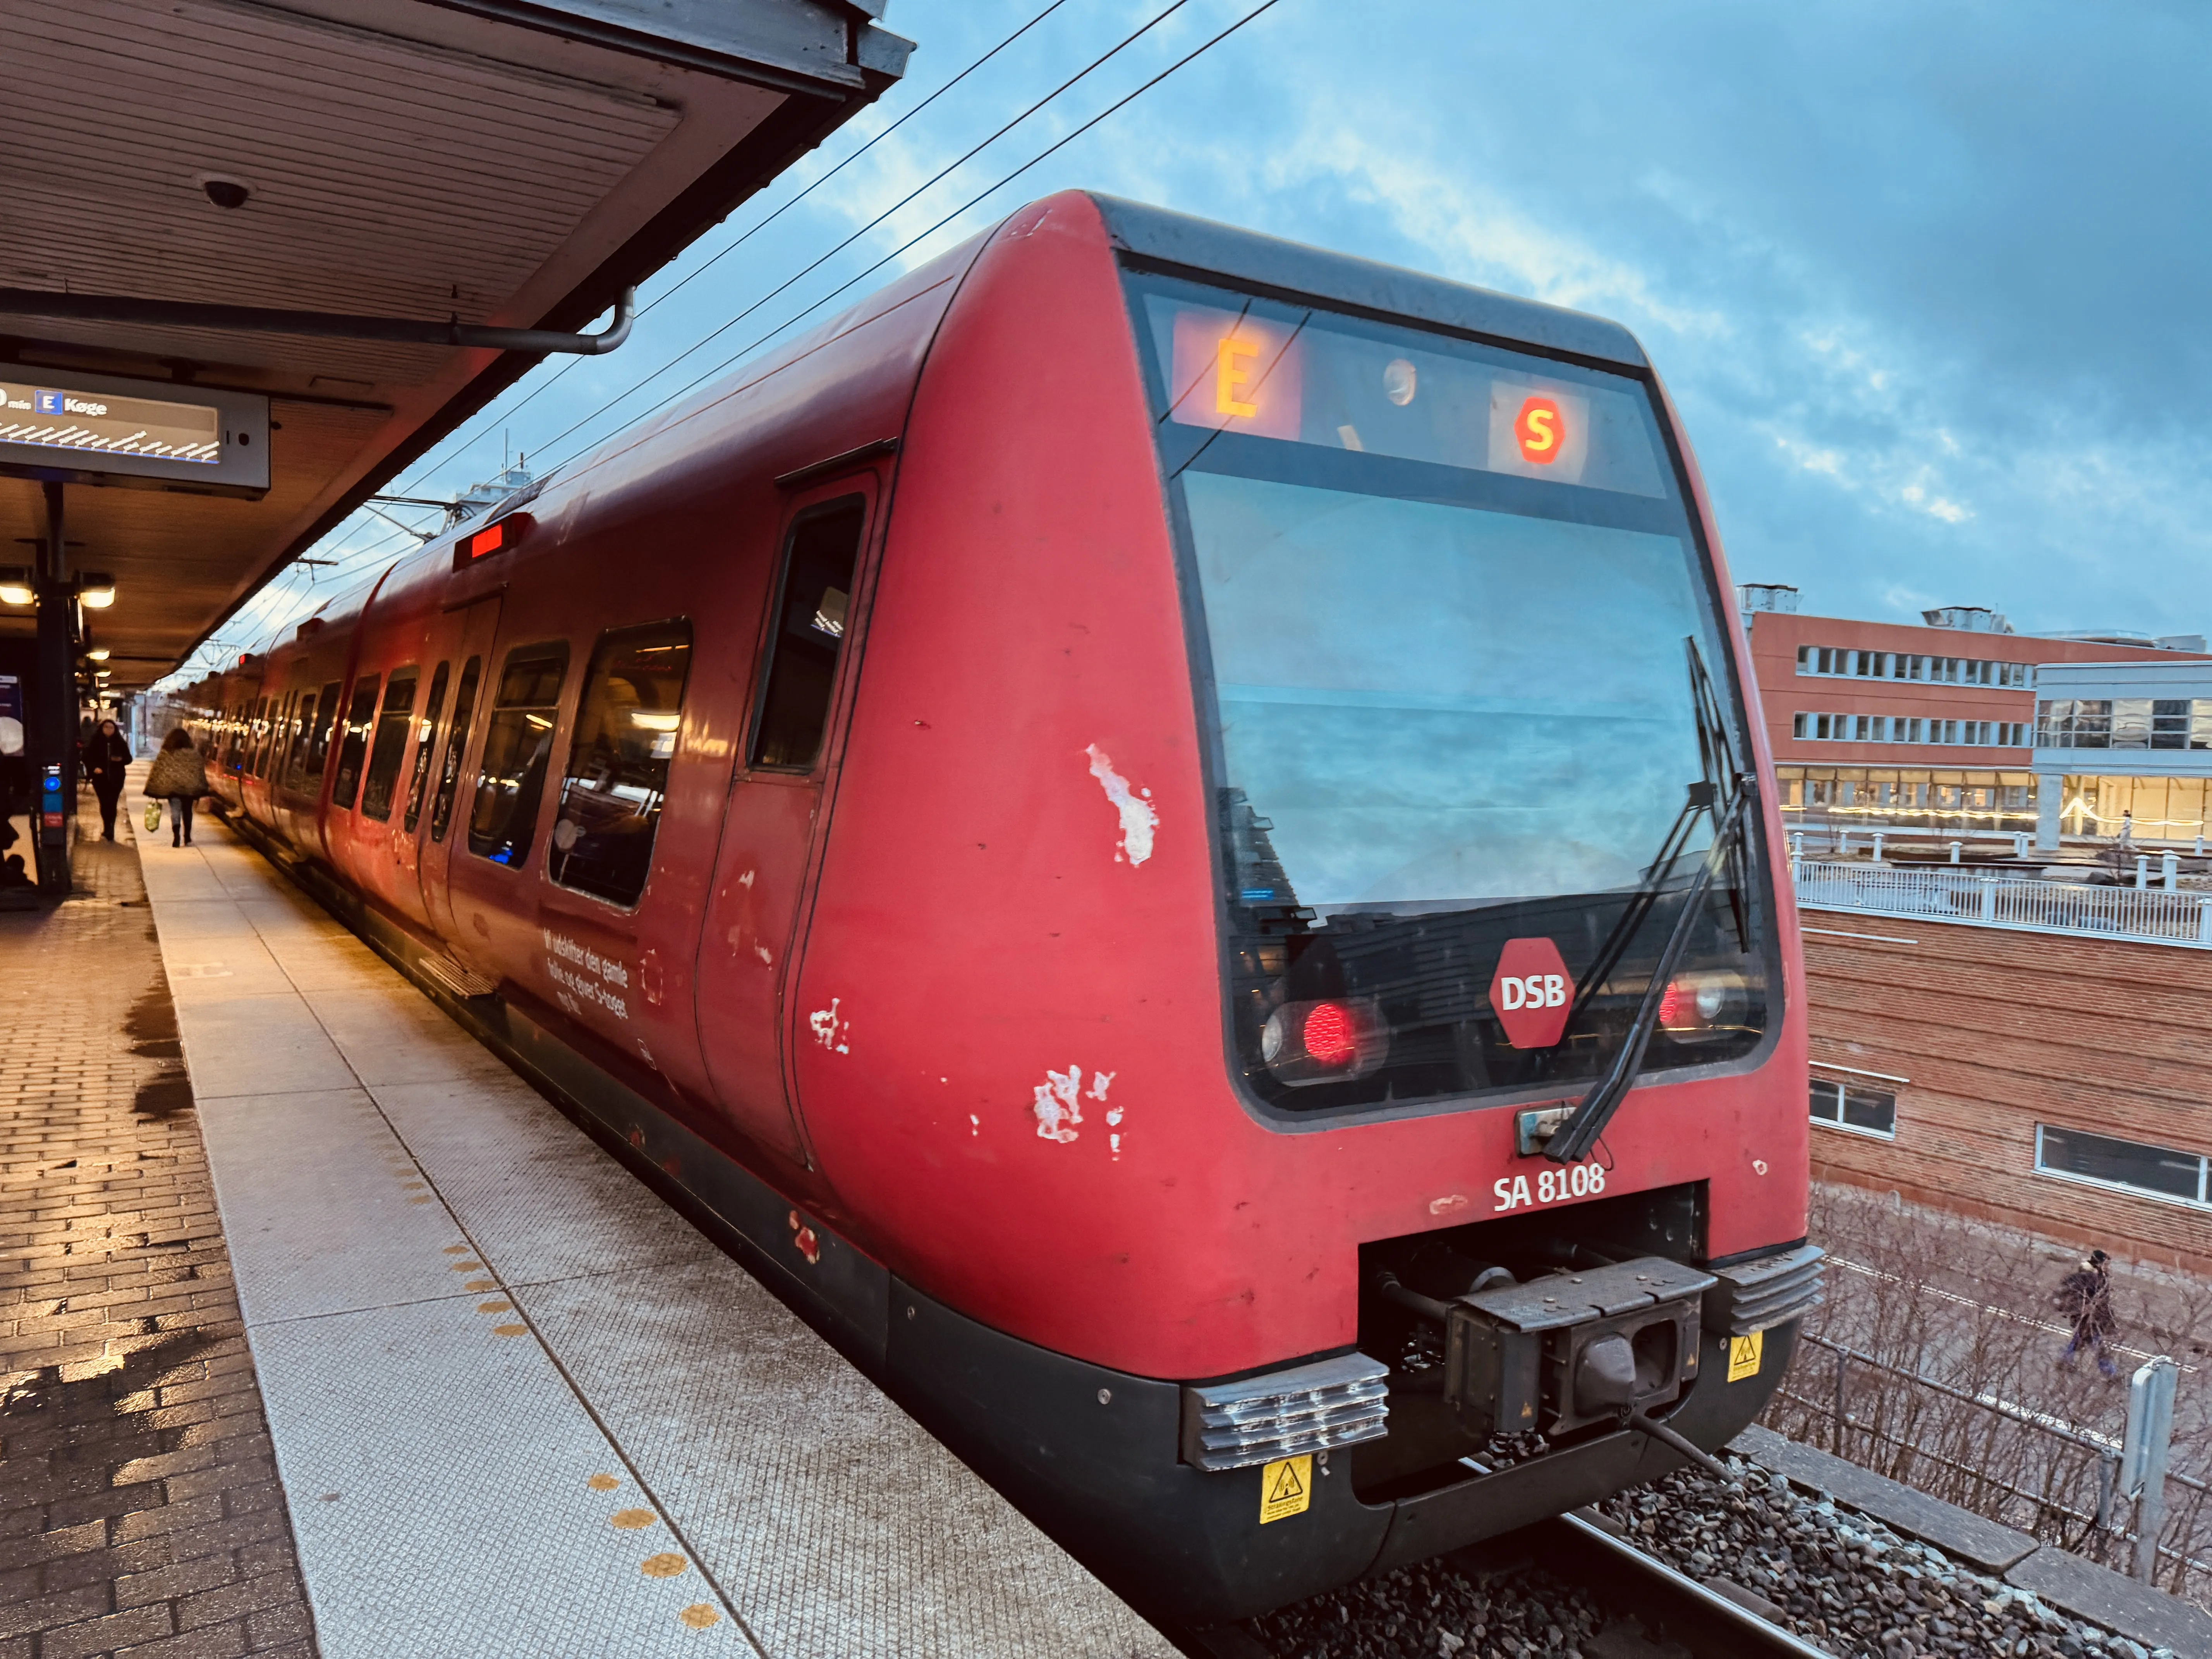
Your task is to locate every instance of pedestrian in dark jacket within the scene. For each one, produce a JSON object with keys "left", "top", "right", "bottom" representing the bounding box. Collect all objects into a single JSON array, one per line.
[
  {"left": 82, "top": 719, "right": 132, "bottom": 841},
  {"left": 2055, "top": 1249, "right": 2120, "bottom": 1378},
  {"left": 143, "top": 728, "right": 209, "bottom": 848}
]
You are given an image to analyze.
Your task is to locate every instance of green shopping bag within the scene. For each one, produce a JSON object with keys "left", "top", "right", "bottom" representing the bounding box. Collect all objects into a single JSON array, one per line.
[{"left": 145, "top": 801, "right": 162, "bottom": 833}]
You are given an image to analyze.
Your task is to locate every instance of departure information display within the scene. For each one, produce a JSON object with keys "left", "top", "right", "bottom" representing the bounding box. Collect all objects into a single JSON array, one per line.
[
  {"left": 0, "top": 380, "right": 222, "bottom": 464},
  {"left": 0, "top": 368, "right": 269, "bottom": 494}
]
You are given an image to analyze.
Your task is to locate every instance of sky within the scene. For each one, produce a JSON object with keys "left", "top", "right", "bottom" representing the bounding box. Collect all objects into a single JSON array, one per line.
[{"left": 178, "top": 0, "right": 2212, "bottom": 678}]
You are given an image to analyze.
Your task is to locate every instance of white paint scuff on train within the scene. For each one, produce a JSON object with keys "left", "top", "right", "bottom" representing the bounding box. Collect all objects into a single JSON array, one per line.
[
  {"left": 1085, "top": 745, "right": 1158, "bottom": 866},
  {"left": 1032, "top": 1064, "right": 1124, "bottom": 1149},
  {"left": 809, "top": 997, "right": 850, "bottom": 1054}
]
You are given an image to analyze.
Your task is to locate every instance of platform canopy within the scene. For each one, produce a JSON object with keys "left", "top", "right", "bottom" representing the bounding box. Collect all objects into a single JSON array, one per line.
[{"left": 0, "top": 0, "right": 912, "bottom": 690}]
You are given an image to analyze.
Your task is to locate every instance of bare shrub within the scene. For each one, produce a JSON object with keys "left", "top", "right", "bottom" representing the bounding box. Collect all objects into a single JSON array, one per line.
[{"left": 1760, "top": 1182, "right": 2212, "bottom": 1606}]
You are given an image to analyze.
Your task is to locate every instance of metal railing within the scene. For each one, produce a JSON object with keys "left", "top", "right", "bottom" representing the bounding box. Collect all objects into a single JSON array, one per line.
[
  {"left": 1793, "top": 859, "right": 2212, "bottom": 946},
  {"left": 1774, "top": 1333, "right": 2212, "bottom": 1596}
]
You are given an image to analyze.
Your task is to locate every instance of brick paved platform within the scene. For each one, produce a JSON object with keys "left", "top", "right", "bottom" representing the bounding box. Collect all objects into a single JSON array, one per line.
[{"left": 1, "top": 795, "right": 318, "bottom": 1659}]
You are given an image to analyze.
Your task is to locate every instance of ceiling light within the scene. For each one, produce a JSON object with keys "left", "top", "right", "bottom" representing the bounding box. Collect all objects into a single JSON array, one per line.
[
  {"left": 0, "top": 568, "right": 32, "bottom": 606},
  {"left": 78, "top": 572, "right": 116, "bottom": 608},
  {"left": 86, "top": 647, "right": 110, "bottom": 661}
]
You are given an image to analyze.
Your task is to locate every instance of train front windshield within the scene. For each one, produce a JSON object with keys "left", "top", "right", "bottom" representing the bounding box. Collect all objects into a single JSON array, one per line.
[{"left": 1126, "top": 271, "right": 1774, "bottom": 1115}]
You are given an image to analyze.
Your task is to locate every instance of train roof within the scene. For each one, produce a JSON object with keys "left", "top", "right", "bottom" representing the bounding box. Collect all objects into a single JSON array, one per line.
[{"left": 1085, "top": 193, "right": 1649, "bottom": 374}]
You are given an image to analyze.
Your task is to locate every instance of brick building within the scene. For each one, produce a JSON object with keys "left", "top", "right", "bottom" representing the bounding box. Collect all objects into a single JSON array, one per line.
[
  {"left": 1737, "top": 589, "right": 2205, "bottom": 838},
  {"left": 1796, "top": 897, "right": 2212, "bottom": 1271}
]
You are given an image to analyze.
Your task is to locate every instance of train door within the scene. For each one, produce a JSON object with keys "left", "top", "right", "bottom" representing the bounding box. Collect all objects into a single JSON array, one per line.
[
  {"left": 694, "top": 485, "right": 876, "bottom": 1165},
  {"left": 416, "top": 598, "right": 502, "bottom": 953}
]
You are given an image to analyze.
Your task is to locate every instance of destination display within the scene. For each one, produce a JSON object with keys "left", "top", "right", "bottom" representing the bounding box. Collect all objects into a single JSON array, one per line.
[
  {"left": 1146, "top": 294, "right": 1667, "bottom": 500},
  {"left": 0, "top": 380, "right": 221, "bottom": 464},
  {"left": 0, "top": 369, "right": 269, "bottom": 494}
]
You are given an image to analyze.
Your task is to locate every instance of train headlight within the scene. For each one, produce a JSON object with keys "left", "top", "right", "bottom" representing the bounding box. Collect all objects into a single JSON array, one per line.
[
  {"left": 1656, "top": 970, "right": 1748, "bottom": 1045},
  {"left": 1260, "top": 998, "right": 1389, "bottom": 1084}
]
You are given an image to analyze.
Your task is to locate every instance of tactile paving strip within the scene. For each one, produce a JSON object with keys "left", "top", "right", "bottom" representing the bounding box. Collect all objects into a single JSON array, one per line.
[
  {"left": 522, "top": 1256, "right": 1170, "bottom": 1659},
  {"left": 143, "top": 820, "right": 1173, "bottom": 1658},
  {"left": 252, "top": 1291, "right": 746, "bottom": 1657}
]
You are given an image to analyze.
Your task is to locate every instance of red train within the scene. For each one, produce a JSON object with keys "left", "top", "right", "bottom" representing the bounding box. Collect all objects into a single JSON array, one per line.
[{"left": 182, "top": 192, "right": 1820, "bottom": 1622}]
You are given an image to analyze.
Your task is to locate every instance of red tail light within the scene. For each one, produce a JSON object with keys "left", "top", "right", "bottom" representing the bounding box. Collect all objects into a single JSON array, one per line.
[
  {"left": 1302, "top": 1002, "right": 1356, "bottom": 1066},
  {"left": 1261, "top": 998, "right": 1388, "bottom": 1085},
  {"left": 1657, "top": 970, "right": 1748, "bottom": 1044}
]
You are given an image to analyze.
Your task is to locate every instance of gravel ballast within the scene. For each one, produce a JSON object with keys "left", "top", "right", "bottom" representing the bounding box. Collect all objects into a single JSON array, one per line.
[{"left": 1246, "top": 1453, "right": 2180, "bottom": 1659}]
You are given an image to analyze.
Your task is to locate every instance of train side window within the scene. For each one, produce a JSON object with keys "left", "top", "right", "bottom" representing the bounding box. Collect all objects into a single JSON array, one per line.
[
  {"left": 301, "top": 680, "right": 342, "bottom": 790},
  {"left": 468, "top": 643, "right": 569, "bottom": 866},
  {"left": 247, "top": 697, "right": 270, "bottom": 777},
  {"left": 403, "top": 662, "right": 451, "bottom": 833},
  {"left": 750, "top": 497, "right": 865, "bottom": 770},
  {"left": 359, "top": 668, "right": 419, "bottom": 821},
  {"left": 429, "top": 657, "right": 481, "bottom": 843},
  {"left": 276, "top": 691, "right": 302, "bottom": 780},
  {"left": 329, "top": 675, "right": 381, "bottom": 809},
  {"left": 282, "top": 690, "right": 319, "bottom": 791},
  {"left": 550, "top": 622, "right": 692, "bottom": 908}
]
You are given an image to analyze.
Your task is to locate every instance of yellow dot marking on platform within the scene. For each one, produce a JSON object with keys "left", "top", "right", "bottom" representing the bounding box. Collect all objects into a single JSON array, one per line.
[
  {"left": 407, "top": 1197, "right": 433, "bottom": 1205},
  {"left": 464, "top": 1279, "right": 496, "bottom": 1292},
  {"left": 642, "top": 1553, "right": 689, "bottom": 1578},
  {"left": 491, "top": 1323, "right": 528, "bottom": 1337},
  {"left": 1259, "top": 1454, "right": 1311, "bottom": 1524},
  {"left": 680, "top": 1606, "right": 721, "bottom": 1630},
  {"left": 1727, "top": 1330, "right": 1764, "bottom": 1383},
  {"left": 477, "top": 1300, "right": 513, "bottom": 1314},
  {"left": 587, "top": 1474, "right": 622, "bottom": 1492},
  {"left": 611, "top": 1509, "right": 658, "bottom": 1530},
  {"left": 449, "top": 1260, "right": 484, "bottom": 1272},
  {"left": 443, "top": 1245, "right": 471, "bottom": 1254}
]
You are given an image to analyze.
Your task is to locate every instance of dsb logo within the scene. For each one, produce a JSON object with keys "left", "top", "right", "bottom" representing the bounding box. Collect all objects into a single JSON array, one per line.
[
  {"left": 1488, "top": 938, "right": 1576, "bottom": 1049},
  {"left": 1496, "top": 974, "right": 1566, "bottom": 1010}
]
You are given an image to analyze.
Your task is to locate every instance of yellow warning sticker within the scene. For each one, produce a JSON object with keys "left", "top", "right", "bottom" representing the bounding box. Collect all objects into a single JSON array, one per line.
[
  {"left": 1727, "top": 1330, "right": 1764, "bottom": 1382},
  {"left": 1259, "top": 1454, "right": 1312, "bottom": 1523}
]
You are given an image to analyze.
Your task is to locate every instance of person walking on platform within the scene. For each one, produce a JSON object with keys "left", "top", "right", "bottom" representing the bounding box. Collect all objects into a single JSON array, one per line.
[
  {"left": 143, "top": 728, "right": 209, "bottom": 848},
  {"left": 2055, "top": 1248, "right": 2121, "bottom": 1378},
  {"left": 82, "top": 718, "right": 133, "bottom": 841}
]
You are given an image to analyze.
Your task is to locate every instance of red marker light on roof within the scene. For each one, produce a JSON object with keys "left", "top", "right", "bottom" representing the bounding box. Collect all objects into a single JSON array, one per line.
[{"left": 460, "top": 512, "right": 533, "bottom": 563}]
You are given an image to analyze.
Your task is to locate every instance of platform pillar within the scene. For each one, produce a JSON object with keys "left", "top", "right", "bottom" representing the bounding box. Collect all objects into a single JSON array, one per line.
[{"left": 33, "top": 482, "right": 75, "bottom": 897}]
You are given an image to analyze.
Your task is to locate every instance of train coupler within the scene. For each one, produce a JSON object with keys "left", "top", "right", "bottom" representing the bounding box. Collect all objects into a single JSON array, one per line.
[{"left": 1403, "top": 1256, "right": 1716, "bottom": 1441}]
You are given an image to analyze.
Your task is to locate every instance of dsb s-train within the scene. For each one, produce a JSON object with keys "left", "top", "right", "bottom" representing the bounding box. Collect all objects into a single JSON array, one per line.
[{"left": 182, "top": 193, "right": 1820, "bottom": 1622}]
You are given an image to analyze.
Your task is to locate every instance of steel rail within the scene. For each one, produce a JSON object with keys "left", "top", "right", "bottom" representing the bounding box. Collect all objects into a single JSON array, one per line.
[
  {"left": 1532, "top": 1510, "right": 1832, "bottom": 1657},
  {"left": 1171, "top": 1508, "right": 1827, "bottom": 1659}
]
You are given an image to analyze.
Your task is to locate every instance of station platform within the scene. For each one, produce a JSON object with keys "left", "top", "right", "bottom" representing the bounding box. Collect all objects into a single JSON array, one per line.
[{"left": 10, "top": 796, "right": 1173, "bottom": 1657}]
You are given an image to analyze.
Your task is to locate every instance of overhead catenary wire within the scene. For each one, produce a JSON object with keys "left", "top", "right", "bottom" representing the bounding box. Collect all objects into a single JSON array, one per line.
[
  {"left": 401, "top": 0, "right": 1082, "bottom": 488},
  {"left": 170, "top": 0, "right": 1288, "bottom": 690},
  {"left": 532, "top": 0, "right": 1287, "bottom": 478},
  {"left": 515, "top": 0, "right": 1223, "bottom": 475}
]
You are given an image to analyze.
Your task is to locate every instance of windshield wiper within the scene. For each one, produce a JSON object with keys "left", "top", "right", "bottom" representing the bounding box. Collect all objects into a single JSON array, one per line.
[{"left": 1543, "top": 639, "right": 1755, "bottom": 1165}]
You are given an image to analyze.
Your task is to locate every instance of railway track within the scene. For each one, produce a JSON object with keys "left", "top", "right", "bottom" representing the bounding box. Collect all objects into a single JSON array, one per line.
[
  {"left": 1179, "top": 1505, "right": 1829, "bottom": 1659},
  {"left": 1535, "top": 1508, "right": 1833, "bottom": 1657}
]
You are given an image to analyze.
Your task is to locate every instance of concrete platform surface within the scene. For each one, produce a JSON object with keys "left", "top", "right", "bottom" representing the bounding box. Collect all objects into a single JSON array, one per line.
[{"left": 138, "top": 818, "right": 1174, "bottom": 1659}]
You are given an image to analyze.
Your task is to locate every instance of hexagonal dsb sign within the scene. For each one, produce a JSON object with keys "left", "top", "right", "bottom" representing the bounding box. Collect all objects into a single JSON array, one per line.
[{"left": 1488, "top": 938, "right": 1576, "bottom": 1049}]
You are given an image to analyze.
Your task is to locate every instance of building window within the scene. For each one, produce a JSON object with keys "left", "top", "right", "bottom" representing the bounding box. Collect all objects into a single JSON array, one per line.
[
  {"left": 2153, "top": 700, "right": 2192, "bottom": 750},
  {"left": 1797, "top": 645, "right": 2028, "bottom": 686},
  {"left": 1810, "top": 1079, "right": 1896, "bottom": 1138},
  {"left": 2036, "top": 1125, "right": 2208, "bottom": 1207}
]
